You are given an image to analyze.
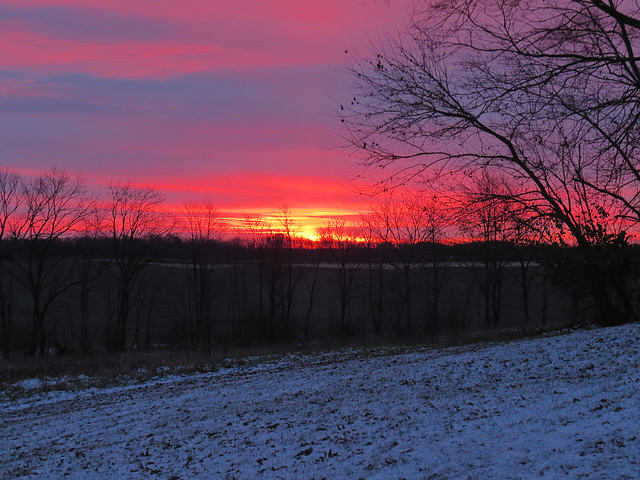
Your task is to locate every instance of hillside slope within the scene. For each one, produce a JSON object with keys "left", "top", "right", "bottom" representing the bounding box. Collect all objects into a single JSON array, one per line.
[{"left": 2, "top": 323, "right": 639, "bottom": 479}]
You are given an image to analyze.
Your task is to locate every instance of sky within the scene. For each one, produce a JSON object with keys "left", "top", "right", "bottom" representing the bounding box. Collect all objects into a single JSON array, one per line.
[{"left": 0, "top": 0, "right": 413, "bottom": 237}]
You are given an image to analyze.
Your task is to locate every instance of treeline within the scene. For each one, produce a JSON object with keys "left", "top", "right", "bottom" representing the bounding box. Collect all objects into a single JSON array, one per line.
[{"left": 0, "top": 167, "right": 638, "bottom": 358}]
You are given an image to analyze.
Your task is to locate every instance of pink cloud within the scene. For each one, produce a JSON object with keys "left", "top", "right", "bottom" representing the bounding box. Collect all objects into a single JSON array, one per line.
[
  {"left": 1, "top": 0, "right": 413, "bottom": 225},
  {"left": 0, "top": 1, "right": 410, "bottom": 78},
  {"left": 0, "top": 30, "right": 217, "bottom": 78}
]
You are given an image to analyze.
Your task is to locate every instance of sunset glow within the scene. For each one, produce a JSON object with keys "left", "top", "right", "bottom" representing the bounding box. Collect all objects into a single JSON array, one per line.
[{"left": 1, "top": 0, "right": 412, "bottom": 234}]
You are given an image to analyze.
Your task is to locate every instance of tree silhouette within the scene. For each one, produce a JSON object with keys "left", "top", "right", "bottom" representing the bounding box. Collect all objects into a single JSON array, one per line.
[
  {"left": 366, "top": 191, "right": 437, "bottom": 332},
  {"left": 273, "top": 205, "right": 304, "bottom": 334},
  {"left": 14, "top": 167, "right": 90, "bottom": 355},
  {"left": 98, "top": 182, "right": 169, "bottom": 351},
  {"left": 317, "top": 217, "right": 363, "bottom": 336},
  {"left": 342, "top": 0, "right": 640, "bottom": 323},
  {"left": 0, "top": 170, "right": 20, "bottom": 358},
  {"left": 181, "top": 198, "right": 225, "bottom": 353}
]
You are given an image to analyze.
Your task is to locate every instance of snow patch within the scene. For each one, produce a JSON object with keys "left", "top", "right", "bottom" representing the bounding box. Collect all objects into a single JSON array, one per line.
[{"left": 1, "top": 323, "right": 639, "bottom": 479}]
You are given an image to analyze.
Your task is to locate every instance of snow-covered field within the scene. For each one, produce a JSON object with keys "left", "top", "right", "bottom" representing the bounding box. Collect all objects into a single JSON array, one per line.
[{"left": 2, "top": 324, "right": 639, "bottom": 479}]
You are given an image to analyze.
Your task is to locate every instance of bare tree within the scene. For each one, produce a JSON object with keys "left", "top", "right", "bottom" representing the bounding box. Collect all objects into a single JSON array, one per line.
[
  {"left": 342, "top": 0, "right": 640, "bottom": 323},
  {"left": 13, "top": 167, "right": 90, "bottom": 355},
  {"left": 239, "top": 214, "right": 278, "bottom": 340},
  {"left": 98, "top": 182, "right": 169, "bottom": 351},
  {"left": 417, "top": 193, "right": 449, "bottom": 339},
  {"left": 224, "top": 234, "right": 253, "bottom": 347},
  {"left": 300, "top": 242, "right": 324, "bottom": 341},
  {"left": 273, "top": 205, "right": 304, "bottom": 333},
  {"left": 358, "top": 213, "right": 387, "bottom": 335},
  {"left": 181, "top": 198, "right": 226, "bottom": 353},
  {"left": 317, "top": 217, "right": 363, "bottom": 336},
  {"left": 236, "top": 207, "right": 306, "bottom": 340},
  {"left": 367, "top": 190, "right": 436, "bottom": 332},
  {"left": 0, "top": 170, "right": 21, "bottom": 357},
  {"left": 457, "top": 170, "right": 516, "bottom": 327}
]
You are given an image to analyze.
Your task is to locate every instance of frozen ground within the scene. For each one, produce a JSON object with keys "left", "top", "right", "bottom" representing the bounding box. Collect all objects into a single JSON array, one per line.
[{"left": 1, "top": 323, "right": 639, "bottom": 479}]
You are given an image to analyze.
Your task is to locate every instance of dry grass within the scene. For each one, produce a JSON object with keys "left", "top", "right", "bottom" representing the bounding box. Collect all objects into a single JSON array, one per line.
[
  {"left": 0, "top": 318, "right": 582, "bottom": 392},
  {"left": 0, "top": 351, "right": 225, "bottom": 388}
]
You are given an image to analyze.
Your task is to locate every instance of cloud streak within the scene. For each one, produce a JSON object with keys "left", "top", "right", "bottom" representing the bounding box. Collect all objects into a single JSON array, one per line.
[{"left": 0, "top": 0, "right": 411, "bottom": 229}]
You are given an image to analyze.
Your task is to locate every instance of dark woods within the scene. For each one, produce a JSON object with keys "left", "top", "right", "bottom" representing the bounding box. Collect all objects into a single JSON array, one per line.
[{"left": 0, "top": 168, "right": 638, "bottom": 359}]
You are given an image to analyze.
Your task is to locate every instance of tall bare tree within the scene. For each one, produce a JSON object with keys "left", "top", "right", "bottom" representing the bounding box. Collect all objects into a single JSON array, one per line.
[
  {"left": 273, "top": 205, "right": 304, "bottom": 333},
  {"left": 416, "top": 193, "right": 449, "bottom": 338},
  {"left": 457, "top": 170, "right": 517, "bottom": 327},
  {"left": 367, "top": 190, "right": 437, "bottom": 331},
  {"left": 181, "top": 198, "right": 225, "bottom": 353},
  {"left": 239, "top": 214, "right": 277, "bottom": 339},
  {"left": 0, "top": 170, "right": 21, "bottom": 357},
  {"left": 358, "top": 213, "right": 387, "bottom": 335},
  {"left": 99, "top": 182, "right": 169, "bottom": 351},
  {"left": 317, "top": 217, "right": 363, "bottom": 336},
  {"left": 14, "top": 167, "right": 89, "bottom": 355}
]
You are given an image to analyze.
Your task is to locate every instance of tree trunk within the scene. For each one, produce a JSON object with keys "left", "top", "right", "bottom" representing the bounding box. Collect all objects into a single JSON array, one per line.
[
  {"left": 0, "top": 276, "right": 12, "bottom": 358},
  {"left": 114, "top": 287, "right": 130, "bottom": 350}
]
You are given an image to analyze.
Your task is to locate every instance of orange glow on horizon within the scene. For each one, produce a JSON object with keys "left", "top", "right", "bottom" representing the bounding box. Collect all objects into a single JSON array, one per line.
[
  {"left": 138, "top": 173, "right": 371, "bottom": 241},
  {"left": 167, "top": 204, "right": 363, "bottom": 242}
]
